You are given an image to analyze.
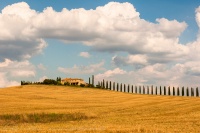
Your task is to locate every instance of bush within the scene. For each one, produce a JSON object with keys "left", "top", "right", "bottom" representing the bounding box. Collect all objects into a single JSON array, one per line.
[
  {"left": 96, "top": 85, "right": 101, "bottom": 88},
  {"left": 64, "top": 82, "right": 70, "bottom": 86},
  {"left": 80, "top": 84, "right": 85, "bottom": 87}
]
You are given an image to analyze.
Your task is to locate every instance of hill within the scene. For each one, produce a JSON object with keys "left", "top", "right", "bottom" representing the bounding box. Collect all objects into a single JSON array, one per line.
[{"left": 0, "top": 85, "right": 200, "bottom": 133}]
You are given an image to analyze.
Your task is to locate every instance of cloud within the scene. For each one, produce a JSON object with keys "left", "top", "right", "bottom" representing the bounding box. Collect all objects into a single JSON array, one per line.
[
  {"left": 112, "top": 54, "right": 148, "bottom": 67},
  {"left": 0, "top": 1, "right": 189, "bottom": 63},
  {"left": 38, "top": 76, "right": 48, "bottom": 82},
  {"left": 95, "top": 68, "right": 126, "bottom": 81},
  {"left": 95, "top": 62, "right": 200, "bottom": 87},
  {"left": 58, "top": 61, "right": 105, "bottom": 74},
  {"left": 37, "top": 63, "right": 46, "bottom": 70},
  {"left": 0, "top": 59, "right": 35, "bottom": 88},
  {"left": 79, "top": 52, "right": 90, "bottom": 58},
  {"left": 1, "top": 2, "right": 200, "bottom": 87},
  {"left": 0, "top": 73, "right": 20, "bottom": 88},
  {"left": 0, "top": 2, "right": 47, "bottom": 61}
]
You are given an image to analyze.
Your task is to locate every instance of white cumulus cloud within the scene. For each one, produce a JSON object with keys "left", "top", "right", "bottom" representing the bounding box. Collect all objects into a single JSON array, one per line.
[
  {"left": 79, "top": 52, "right": 90, "bottom": 58},
  {"left": 0, "top": 59, "right": 35, "bottom": 88},
  {"left": 58, "top": 61, "right": 105, "bottom": 74}
]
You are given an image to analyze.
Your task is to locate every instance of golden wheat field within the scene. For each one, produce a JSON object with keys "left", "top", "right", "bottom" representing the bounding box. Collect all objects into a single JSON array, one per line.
[{"left": 0, "top": 85, "right": 200, "bottom": 133}]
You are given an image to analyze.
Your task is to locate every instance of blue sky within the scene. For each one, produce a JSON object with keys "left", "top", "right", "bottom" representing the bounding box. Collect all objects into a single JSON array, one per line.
[{"left": 1, "top": 0, "right": 200, "bottom": 88}]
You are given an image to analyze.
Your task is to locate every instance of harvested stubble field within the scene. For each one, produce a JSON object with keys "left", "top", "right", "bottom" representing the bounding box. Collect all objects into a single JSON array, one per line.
[{"left": 0, "top": 85, "right": 200, "bottom": 133}]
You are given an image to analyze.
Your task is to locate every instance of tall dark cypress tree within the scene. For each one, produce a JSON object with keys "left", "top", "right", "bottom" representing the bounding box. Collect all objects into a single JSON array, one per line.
[
  {"left": 89, "top": 77, "right": 91, "bottom": 85},
  {"left": 160, "top": 86, "right": 162, "bottom": 95},
  {"left": 106, "top": 81, "right": 108, "bottom": 89},
  {"left": 128, "top": 85, "right": 130, "bottom": 93},
  {"left": 186, "top": 87, "right": 189, "bottom": 96},
  {"left": 117, "top": 83, "right": 119, "bottom": 91},
  {"left": 103, "top": 79, "right": 105, "bottom": 89},
  {"left": 191, "top": 88, "right": 194, "bottom": 97},
  {"left": 196, "top": 87, "right": 199, "bottom": 97},
  {"left": 147, "top": 86, "right": 149, "bottom": 95},
  {"left": 168, "top": 86, "right": 171, "bottom": 96},
  {"left": 155, "top": 86, "right": 157, "bottom": 95},
  {"left": 173, "top": 87, "right": 175, "bottom": 96},
  {"left": 132, "top": 85, "right": 134, "bottom": 93},
  {"left": 139, "top": 86, "right": 141, "bottom": 94},
  {"left": 124, "top": 84, "right": 126, "bottom": 92},
  {"left": 151, "top": 85, "right": 153, "bottom": 95},
  {"left": 113, "top": 82, "right": 115, "bottom": 91},
  {"left": 120, "top": 83, "right": 122, "bottom": 92},
  {"left": 164, "top": 86, "right": 166, "bottom": 95},
  {"left": 92, "top": 75, "right": 94, "bottom": 86},
  {"left": 177, "top": 87, "right": 180, "bottom": 96},
  {"left": 182, "top": 87, "right": 184, "bottom": 96},
  {"left": 135, "top": 86, "right": 138, "bottom": 93},
  {"left": 109, "top": 81, "right": 112, "bottom": 90},
  {"left": 143, "top": 86, "right": 145, "bottom": 94}
]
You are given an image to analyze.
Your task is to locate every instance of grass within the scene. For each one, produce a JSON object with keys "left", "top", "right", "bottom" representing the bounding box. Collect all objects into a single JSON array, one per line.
[{"left": 0, "top": 85, "right": 200, "bottom": 132}]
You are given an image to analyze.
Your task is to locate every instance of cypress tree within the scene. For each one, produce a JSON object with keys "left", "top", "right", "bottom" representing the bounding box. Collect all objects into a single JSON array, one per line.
[
  {"left": 151, "top": 85, "right": 153, "bottom": 95},
  {"left": 117, "top": 83, "right": 119, "bottom": 91},
  {"left": 191, "top": 88, "right": 194, "bottom": 97},
  {"left": 147, "top": 86, "right": 149, "bottom": 95},
  {"left": 135, "top": 86, "right": 137, "bottom": 93},
  {"left": 177, "top": 87, "right": 180, "bottom": 96},
  {"left": 164, "top": 86, "right": 166, "bottom": 95},
  {"left": 92, "top": 75, "right": 94, "bottom": 86},
  {"left": 139, "top": 86, "right": 141, "bottom": 94},
  {"left": 89, "top": 77, "right": 91, "bottom": 85},
  {"left": 168, "top": 86, "right": 171, "bottom": 96},
  {"left": 113, "top": 82, "right": 115, "bottom": 91},
  {"left": 186, "top": 87, "right": 189, "bottom": 96},
  {"left": 196, "top": 87, "right": 199, "bottom": 97},
  {"left": 131, "top": 85, "right": 134, "bottom": 93},
  {"left": 103, "top": 79, "right": 105, "bottom": 89},
  {"left": 106, "top": 81, "right": 108, "bottom": 89},
  {"left": 160, "top": 86, "right": 162, "bottom": 95},
  {"left": 143, "top": 86, "right": 145, "bottom": 94},
  {"left": 109, "top": 81, "right": 112, "bottom": 90},
  {"left": 101, "top": 81, "right": 102, "bottom": 88},
  {"left": 155, "top": 86, "right": 157, "bottom": 95},
  {"left": 173, "top": 87, "right": 175, "bottom": 96},
  {"left": 128, "top": 85, "right": 130, "bottom": 93},
  {"left": 124, "top": 84, "right": 126, "bottom": 92},
  {"left": 182, "top": 87, "right": 184, "bottom": 96},
  {"left": 120, "top": 83, "right": 122, "bottom": 92}
]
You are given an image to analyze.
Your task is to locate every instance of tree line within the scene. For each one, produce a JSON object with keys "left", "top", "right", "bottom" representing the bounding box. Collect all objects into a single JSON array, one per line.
[{"left": 21, "top": 77, "right": 62, "bottom": 85}]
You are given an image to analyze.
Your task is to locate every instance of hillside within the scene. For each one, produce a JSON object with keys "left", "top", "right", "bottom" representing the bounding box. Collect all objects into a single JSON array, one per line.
[{"left": 0, "top": 85, "right": 200, "bottom": 133}]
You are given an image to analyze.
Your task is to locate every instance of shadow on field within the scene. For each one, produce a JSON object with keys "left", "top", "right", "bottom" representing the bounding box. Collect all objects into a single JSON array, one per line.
[{"left": 0, "top": 112, "right": 94, "bottom": 125}]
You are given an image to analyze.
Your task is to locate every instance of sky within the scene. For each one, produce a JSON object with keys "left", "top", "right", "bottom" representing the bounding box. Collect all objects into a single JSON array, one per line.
[{"left": 1, "top": 0, "right": 200, "bottom": 88}]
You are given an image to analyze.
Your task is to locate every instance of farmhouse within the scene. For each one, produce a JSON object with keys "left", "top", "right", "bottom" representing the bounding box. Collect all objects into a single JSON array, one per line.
[{"left": 61, "top": 78, "right": 86, "bottom": 85}]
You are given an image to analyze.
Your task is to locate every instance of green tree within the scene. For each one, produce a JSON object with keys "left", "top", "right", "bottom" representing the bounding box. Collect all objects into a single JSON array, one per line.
[
  {"left": 191, "top": 88, "right": 194, "bottom": 97},
  {"left": 109, "top": 81, "right": 112, "bottom": 90},
  {"left": 155, "top": 86, "right": 157, "bottom": 95},
  {"left": 177, "top": 87, "right": 180, "bottom": 96},
  {"left": 186, "top": 87, "right": 189, "bottom": 96},
  {"left": 182, "top": 87, "right": 184, "bottom": 96},
  {"left": 160, "top": 86, "right": 162, "bottom": 95},
  {"left": 196, "top": 87, "right": 199, "bottom": 97},
  {"left": 168, "top": 86, "right": 171, "bottom": 96},
  {"left": 164, "top": 86, "right": 166, "bottom": 95},
  {"left": 151, "top": 86, "right": 153, "bottom": 95},
  {"left": 173, "top": 87, "right": 175, "bottom": 96}
]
